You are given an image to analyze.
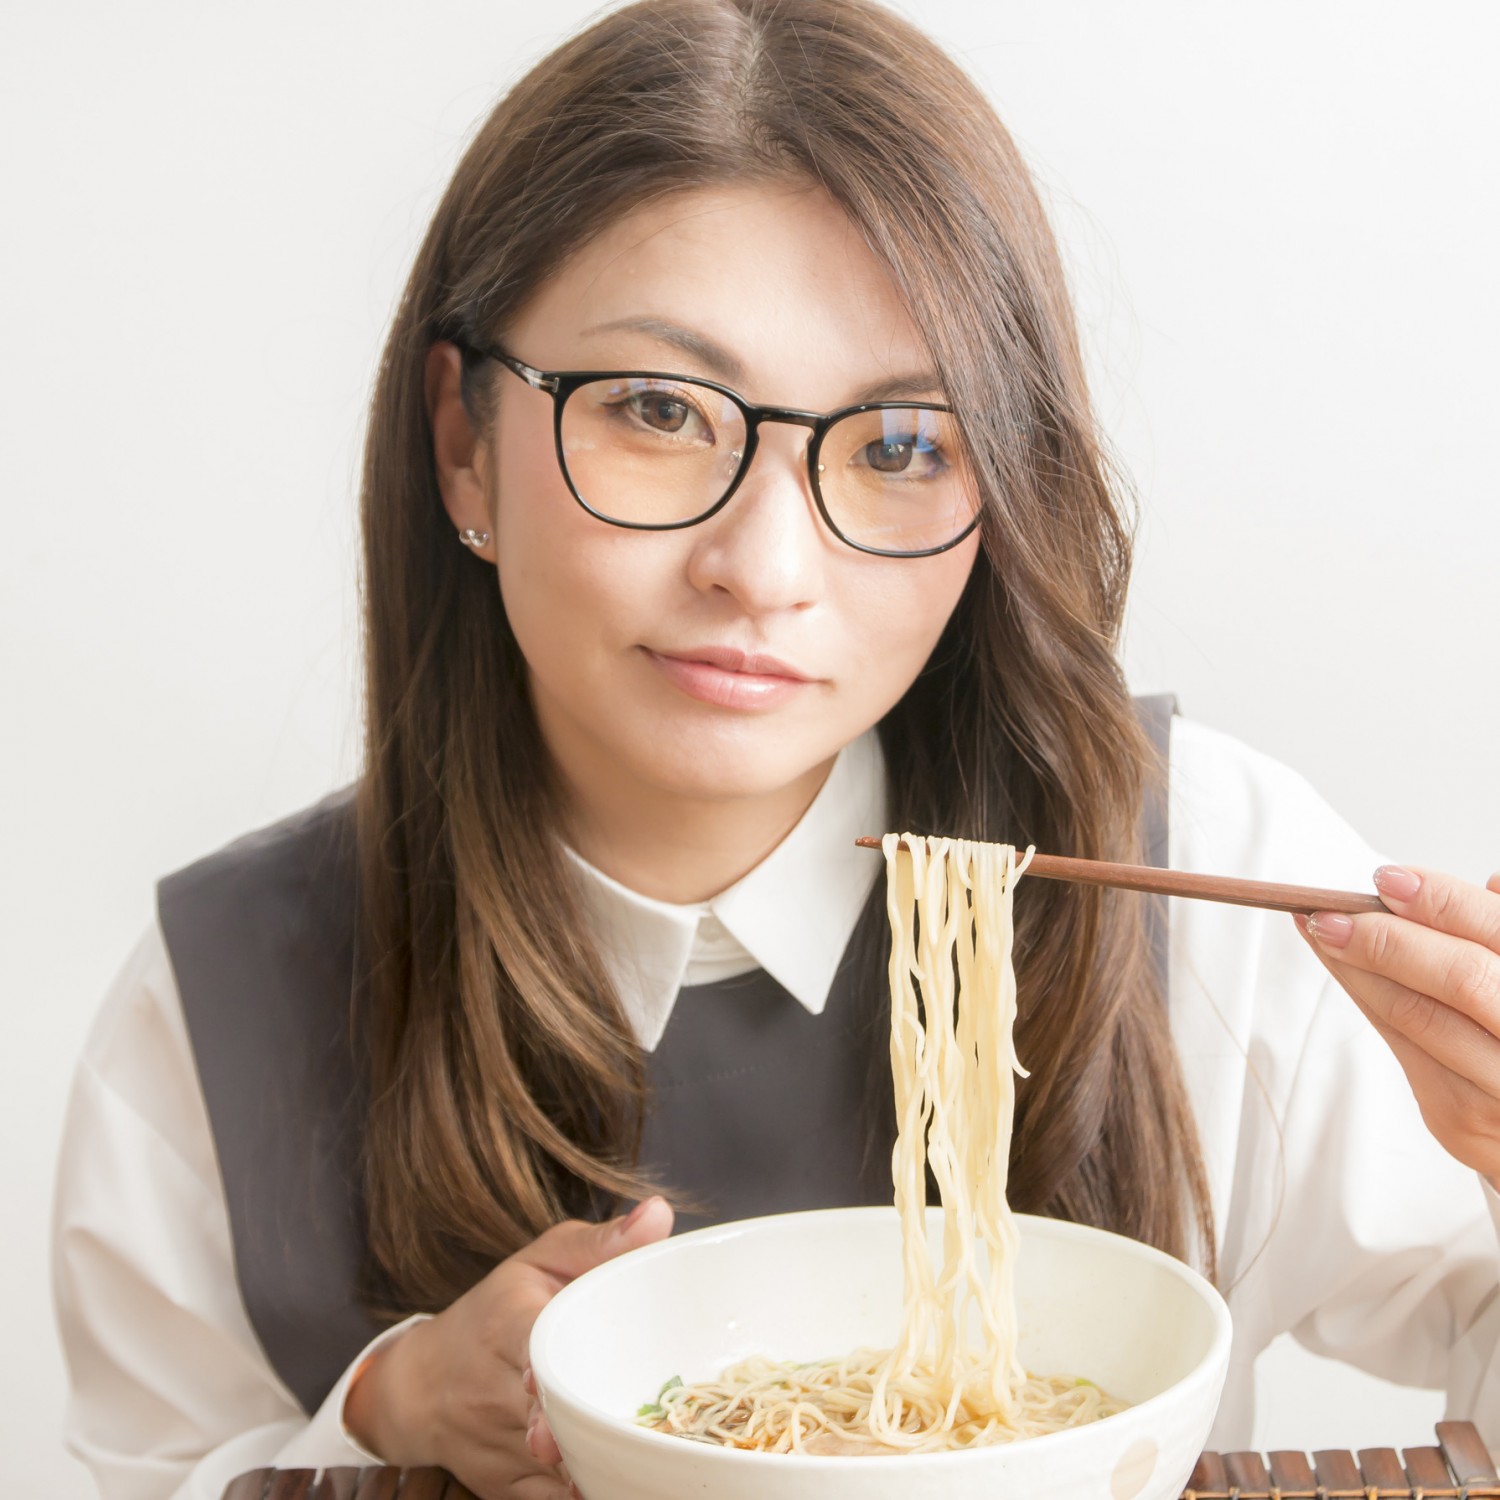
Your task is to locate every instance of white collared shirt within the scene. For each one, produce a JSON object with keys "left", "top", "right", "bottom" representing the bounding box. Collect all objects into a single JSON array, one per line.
[
  {"left": 563, "top": 728, "right": 887, "bottom": 1050},
  {"left": 51, "top": 717, "right": 1500, "bottom": 1498}
]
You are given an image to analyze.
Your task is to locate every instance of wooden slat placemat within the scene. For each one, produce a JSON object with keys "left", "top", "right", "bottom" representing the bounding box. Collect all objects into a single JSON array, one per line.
[
  {"left": 1181, "top": 1422, "right": 1500, "bottom": 1498},
  {"left": 222, "top": 1419, "right": 1497, "bottom": 1499}
]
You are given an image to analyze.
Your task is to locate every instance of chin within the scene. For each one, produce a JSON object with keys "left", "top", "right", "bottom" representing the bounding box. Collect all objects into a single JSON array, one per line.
[{"left": 629, "top": 732, "right": 831, "bottom": 804}]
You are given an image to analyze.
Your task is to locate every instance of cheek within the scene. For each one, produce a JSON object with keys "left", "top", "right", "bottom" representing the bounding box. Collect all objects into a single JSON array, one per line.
[
  {"left": 492, "top": 402, "right": 602, "bottom": 588},
  {"left": 490, "top": 418, "right": 599, "bottom": 665},
  {"left": 488, "top": 415, "right": 684, "bottom": 666},
  {"left": 489, "top": 406, "right": 570, "bottom": 554},
  {"left": 838, "top": 537, "right": 979, "bottom": 681}
]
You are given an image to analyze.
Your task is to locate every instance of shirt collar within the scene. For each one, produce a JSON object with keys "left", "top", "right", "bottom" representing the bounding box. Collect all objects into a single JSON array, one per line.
[{"left": 564, "top": 729, "right": 887, "bottom": 1051}]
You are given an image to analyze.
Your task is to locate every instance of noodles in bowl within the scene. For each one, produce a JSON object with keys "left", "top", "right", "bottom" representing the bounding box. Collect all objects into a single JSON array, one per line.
[
  {"left": 528, "top": 835, "right": 1234, "bottom": 1500},
  {"left": 638, "top": 1349, "right": 1123, "bottom": 1455},
  {"left": 639, "top": 836, "right": 1125, "bottom": 1455}
]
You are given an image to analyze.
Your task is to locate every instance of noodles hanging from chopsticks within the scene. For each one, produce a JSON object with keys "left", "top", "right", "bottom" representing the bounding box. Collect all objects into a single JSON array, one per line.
[
  {"left": 872, "top": 834, "right": 1032, "bottom": 1440},
  {"left": 641, "top": 836, "right": 1125, "bottom": 1455}
]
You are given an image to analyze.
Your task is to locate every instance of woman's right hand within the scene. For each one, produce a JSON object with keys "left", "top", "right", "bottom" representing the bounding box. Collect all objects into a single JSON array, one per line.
[{"left": 345, "top": 1196, "right": 674, "bottom": 1500}]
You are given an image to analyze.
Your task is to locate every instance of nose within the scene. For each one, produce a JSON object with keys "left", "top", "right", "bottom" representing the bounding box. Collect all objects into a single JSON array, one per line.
[{"left": 683, "top": 425, "right": 827, "bottom": 614}]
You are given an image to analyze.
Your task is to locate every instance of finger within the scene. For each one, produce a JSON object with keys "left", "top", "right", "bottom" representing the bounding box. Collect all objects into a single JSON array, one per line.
[
  {"left": 1295, "top": 917, "right": 1500, "bottom": 1093},
  {"left": 527, "top": 1410, "right": 565, "bottom": 1466},
  {"left": 481, "top": 1279, "right": 560, "bottom": 1375},
  {"left": 1297, "top": 920, "right": 1500, "bottom": 1152},
  {"left": 1349, "top": 983, "right": 1497, "bottom": 1144},
  {"left": 1489, "top": 871, "right": 1500, "bottom": 896},
  {"left": 464, "top": 1467, "right": 572, "bottom": 1500},
  {"left": 456, "top": 1432, "right": 572, "bottom": 1500},
  {"left": 509, "top": 1476, "right": 574, "bottom": 1500},
  {"left": 1372, "top": 864, "right": 1500, "bottom": 950},
  {"left": 483, "top": 1198, "right": 676, "bottom": 1371},
  {"left": 1334, "top": 992, "right": 1500, "bottom": 1180},
  {"left": 489, "top": 1371, "right": 531, "bottom": 1430},
  {"left": 513, "top": 1196, "right": 675, "bottom": 1286},
  {"left": 1303, "top": 907, "right": 1500, "bottom": 1032},
  {"left": 441, "top": 1364, "right": 534, "bottom": 1456}
]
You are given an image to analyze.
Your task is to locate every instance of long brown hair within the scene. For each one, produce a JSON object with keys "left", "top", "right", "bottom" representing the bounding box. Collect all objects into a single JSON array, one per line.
[{"left": 355, "top": 0, "right": 1216, "bottom": 1315}]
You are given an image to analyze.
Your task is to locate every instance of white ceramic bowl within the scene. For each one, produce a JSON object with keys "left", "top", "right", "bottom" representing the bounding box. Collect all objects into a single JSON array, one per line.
[{"left": 530, "top": 1206, "right": 1231, "bottom": 1500}]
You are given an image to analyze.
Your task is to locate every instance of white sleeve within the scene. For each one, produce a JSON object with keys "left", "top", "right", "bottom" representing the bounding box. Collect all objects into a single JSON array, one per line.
[
  {"left": 1167, "top": 717, "right": 1500, "bottom": 1446},
  {"left": 1272, "top": 974, "right": 1500, "bottom": 1406},
  {"left": 50, "top": 919, "right": 427, "bottom": 1500}
]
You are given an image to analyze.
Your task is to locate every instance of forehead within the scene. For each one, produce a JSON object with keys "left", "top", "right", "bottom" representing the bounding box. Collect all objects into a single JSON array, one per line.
[{"left": 507, "top": 180, "right": 934, "bottom": 407}]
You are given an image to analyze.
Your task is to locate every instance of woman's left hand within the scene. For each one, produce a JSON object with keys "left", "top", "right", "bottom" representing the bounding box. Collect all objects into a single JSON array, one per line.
[{"left": 1299, "top": 864, "right": 1500, "bottom": 1185}]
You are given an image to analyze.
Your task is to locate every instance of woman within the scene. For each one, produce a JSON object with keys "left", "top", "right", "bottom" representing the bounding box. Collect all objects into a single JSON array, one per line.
[{"left": 51, "top": 1, "right": 1500, "bottom": 1497}]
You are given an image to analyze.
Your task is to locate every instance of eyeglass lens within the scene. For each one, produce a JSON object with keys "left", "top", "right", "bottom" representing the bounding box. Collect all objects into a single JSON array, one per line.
[{"left": 558, "top": 376, "right": 978, "bottom": 553}]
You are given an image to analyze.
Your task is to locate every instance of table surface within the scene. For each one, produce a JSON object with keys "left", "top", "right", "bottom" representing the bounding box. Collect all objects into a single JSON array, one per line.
[{"left": 219, "top": 1418, "right": 1500, "bottom": 1500}]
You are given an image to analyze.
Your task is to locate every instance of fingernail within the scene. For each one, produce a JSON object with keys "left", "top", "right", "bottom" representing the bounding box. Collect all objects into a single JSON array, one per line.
[
  {"left": 521, "top": 1363, "right": 535, "bottom": 1395},
  {"left": 525, "top": 1418, "right": 539, "bottom": 1454},
  {"left": 620, "top": 1196, "right": 654, "bottom": 1231},
  {"left": 1292, "top": 912, "right": 1310, "bottom": 935},
  {"left": 1374, "top": 865, "right": 1421, "bottom": 902},
  {"left": 1306, "top": 911, "right": 1353, "bottom": 948}
]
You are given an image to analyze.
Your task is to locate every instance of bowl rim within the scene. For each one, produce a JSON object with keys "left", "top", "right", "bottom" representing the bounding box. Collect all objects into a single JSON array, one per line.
[{"left": 529, "top": 1205, "right": 1233, "bottom": 1472}]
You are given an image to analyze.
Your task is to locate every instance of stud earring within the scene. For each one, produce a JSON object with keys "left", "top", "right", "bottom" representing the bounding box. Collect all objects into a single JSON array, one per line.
[{"left": 458, "top": 528, "right": 491, "bottom": 549}]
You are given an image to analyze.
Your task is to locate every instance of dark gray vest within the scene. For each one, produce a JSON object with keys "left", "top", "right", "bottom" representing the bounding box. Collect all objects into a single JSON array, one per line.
[{"left": 156, "top": 696, "right": 1175, "bottom": 1416}]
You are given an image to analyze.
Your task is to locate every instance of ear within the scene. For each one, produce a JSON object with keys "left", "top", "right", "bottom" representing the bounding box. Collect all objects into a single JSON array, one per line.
[{"left": 425, "top": 340, "right": 496, "bottom": 561}]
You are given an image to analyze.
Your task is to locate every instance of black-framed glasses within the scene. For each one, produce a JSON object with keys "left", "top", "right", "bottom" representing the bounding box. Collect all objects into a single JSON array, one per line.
[{"left": 454, "top": 340, "right": 982, "bottom": 558}]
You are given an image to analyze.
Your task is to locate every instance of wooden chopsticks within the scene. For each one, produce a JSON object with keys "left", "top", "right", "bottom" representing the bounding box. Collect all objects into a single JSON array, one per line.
[{"left": 854, "top": 837, "right": 1388, "bottom": 916}]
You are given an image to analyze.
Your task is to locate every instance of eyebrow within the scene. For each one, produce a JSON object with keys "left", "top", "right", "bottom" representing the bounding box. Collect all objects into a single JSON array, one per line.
[{"left": 578, "top": 315, "right": 944, "bottom": 405}]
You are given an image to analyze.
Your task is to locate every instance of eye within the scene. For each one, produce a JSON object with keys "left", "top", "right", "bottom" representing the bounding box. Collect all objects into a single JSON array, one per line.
[
  {"left": 595, "top": 379, "right": 717, "bottom": 445},
  {"left": 635, "top": 392, "right": 693, "bottom": 433},
  {"left": 858, "top": 430, "right": 946, "bottom": 478},
  {"left": 864, "top": 437, "right": 917, "bottom": 473}
]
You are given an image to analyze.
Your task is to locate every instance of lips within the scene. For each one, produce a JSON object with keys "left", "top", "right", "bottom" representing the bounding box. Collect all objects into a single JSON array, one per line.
[
  {"left": 656, "top": 645, "right": 813, "bottom": 681},
  {"left": 642, "top": 645, "right": 819, "bottom": 709}
]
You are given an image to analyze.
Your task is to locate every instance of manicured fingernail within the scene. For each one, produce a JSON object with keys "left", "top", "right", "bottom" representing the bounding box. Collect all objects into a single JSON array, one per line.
[
  {"left": 1306, "top": 911, "right": 1353, "bottom": 948},
  {"left": 620, "top": 1196, "right": 654, "bottom": 1231},
  {"left": 1373, "top": 865, "right": 1421, "bottom": 902}
]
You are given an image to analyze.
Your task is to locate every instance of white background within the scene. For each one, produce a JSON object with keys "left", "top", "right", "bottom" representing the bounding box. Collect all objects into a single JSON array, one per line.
[{"left": 3, "top": 1, "right": 1496, "bottom": 1492}]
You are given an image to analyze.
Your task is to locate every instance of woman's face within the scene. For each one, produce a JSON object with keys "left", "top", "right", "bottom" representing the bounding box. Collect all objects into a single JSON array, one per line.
[{"left": 447, "top": 181, "right": 980, "bottom": 823}]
